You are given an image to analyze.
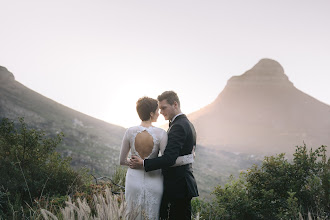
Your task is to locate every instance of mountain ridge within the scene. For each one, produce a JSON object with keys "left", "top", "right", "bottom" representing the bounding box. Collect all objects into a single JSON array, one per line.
[
  {"left": 188, "top": 59, "right": 330, "bottom": 155},
  {"left": 0, "top": 66, "right": 126, "bottom": 174},
  {"left": 0, "top": 66, "right": 15, "bottom": 81},
  {"left": 227, "top": 58, "right": 293, "bottom": 87}
]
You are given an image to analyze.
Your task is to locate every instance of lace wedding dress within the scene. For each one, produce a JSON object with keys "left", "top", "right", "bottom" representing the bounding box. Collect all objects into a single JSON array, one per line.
[{"left": 119, "top": 126, "right": 193, "bottom": 220}]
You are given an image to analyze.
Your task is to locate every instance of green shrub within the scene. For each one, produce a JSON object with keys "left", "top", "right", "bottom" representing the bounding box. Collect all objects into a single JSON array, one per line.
[
  {"left": 0, "top": 117, "right": 91, "bottom": 218},
  {"left": 193, "top": 144, "right": 330, "bottom": 219}
]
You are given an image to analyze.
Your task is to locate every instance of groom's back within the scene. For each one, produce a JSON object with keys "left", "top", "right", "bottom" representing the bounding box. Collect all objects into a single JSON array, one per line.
[{"left": 163, "top": 115, "right": 199, "bottom": 199}]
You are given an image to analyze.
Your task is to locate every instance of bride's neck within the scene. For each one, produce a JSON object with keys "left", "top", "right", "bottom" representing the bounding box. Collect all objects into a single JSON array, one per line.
[{"left": 140, "top": 120, "right": 152, "bottom": 127}]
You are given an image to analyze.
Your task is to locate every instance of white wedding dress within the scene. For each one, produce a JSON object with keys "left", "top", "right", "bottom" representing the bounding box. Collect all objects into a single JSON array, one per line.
[{"left": 119, "top": 125, "right": 193, "bottom": 220}]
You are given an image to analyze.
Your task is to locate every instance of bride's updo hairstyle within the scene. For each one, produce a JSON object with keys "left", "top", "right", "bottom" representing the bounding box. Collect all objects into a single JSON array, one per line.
[{"left": 136, "top": 97, "right": 158, "bottom": 121}]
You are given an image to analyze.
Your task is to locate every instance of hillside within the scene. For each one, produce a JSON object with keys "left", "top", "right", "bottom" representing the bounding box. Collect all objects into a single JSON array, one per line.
[
  {"left": 189, "top": 59, "right": 330, "bottom": 155},
  {"left": 0, "top": 66, "right": 126, "bottom": 175}
]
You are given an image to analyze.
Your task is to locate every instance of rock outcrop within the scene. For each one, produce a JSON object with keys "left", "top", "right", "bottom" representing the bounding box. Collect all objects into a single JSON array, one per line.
[{"left": 0, "top": 66, "right": 15, "bottom": 81}]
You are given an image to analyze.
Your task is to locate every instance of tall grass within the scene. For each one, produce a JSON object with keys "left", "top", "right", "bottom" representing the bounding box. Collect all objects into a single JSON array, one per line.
[{"left": 41, "top": 187, "right": 139, "bottom": 220}]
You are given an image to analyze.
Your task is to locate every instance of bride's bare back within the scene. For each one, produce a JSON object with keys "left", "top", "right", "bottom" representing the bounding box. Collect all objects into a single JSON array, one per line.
[{"left": 135, "top": 131, "right": 154, "bottom": 159}]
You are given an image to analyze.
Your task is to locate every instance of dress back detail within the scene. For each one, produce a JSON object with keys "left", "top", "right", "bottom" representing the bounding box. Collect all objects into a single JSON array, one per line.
[{"left": 129, "top": 126, "right": 163, "bottom": 160}]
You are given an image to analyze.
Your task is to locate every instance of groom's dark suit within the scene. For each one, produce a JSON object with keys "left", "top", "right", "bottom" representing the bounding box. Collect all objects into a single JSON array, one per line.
[{"left": 144, "top": 114, "right": 199, "bottom": 219}]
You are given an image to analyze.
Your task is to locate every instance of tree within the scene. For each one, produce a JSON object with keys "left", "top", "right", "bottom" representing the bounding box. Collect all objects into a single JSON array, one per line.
[{"left": 0, "top": 118, "right": 90, "bottom": 217}]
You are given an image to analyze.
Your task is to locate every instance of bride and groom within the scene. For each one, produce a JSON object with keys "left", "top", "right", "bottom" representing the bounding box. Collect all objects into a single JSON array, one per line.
[{"left": 119, "top": 91, "right": 199, "bottom": 219}]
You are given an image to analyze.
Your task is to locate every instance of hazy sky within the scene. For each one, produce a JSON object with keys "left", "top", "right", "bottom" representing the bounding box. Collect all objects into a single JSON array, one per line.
[{"left": 1, "top": 0, "right": 329, "bottom": 128}]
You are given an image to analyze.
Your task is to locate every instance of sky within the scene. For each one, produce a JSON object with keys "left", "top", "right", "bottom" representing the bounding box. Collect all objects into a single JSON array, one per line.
[{"left": 1, "top": 0, "right": 329, "bottom": 128}]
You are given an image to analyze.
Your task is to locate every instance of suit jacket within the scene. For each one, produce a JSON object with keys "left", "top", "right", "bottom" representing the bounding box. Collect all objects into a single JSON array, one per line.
[{"left": 144, "top": 114, "right": 199, "bottom": 199}]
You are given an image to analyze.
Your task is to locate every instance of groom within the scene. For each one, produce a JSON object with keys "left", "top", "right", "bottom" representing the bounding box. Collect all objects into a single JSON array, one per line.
[{"left": 130, "top": 91, "right": 199, "bottom": 220}]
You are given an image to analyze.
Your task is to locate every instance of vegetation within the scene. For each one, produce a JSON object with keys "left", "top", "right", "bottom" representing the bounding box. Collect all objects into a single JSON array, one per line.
[
  {"left": 192, "top": 144, "right": 330, "bottom": 219},
  {"left": 0, "top": 118, "right": 91, "bottom": 219},
  {"left": 41, "top": 186, "right": 135, "bottom": 220},
  {"left": 193, "top": 146, "right": 263, "bottom": 198},
  {"left": 1, "top": 117, "right": 329, "bottom": 219},
  {"left": 1, "top": 79, "right": 125, "bottom": 178}
]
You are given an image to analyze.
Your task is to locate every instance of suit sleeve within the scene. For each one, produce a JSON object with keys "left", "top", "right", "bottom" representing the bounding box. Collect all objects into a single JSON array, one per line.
[
  {"left": 144, "top": 124, "right": 186, "bottom": 172},
  {"left": 159, "top": 130, "right": 168, "bottom": 155}
]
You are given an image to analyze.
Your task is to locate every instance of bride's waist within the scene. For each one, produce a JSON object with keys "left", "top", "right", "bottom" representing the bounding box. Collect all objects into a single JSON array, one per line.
[{"left": 127, "top": 168, "right": 162, "bottom": 176}]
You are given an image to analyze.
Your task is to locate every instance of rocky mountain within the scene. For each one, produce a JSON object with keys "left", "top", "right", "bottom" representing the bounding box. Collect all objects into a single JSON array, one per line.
[
  {"left": 189, "top": 59, "right": 330, "bottom": 155},
  {"left": 0, "top": 66, "right": 126, "bottom": 175}
]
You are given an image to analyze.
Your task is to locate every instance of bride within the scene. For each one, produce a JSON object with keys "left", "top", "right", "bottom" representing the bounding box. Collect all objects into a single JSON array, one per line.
[{"left": 119, "top": 97, "right": 193, "bottom": 219}]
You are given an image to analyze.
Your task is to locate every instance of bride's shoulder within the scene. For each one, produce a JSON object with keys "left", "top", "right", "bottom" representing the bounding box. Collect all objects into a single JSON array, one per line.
[
  {"left": 153, "top": 127, "right": 166, "bottom": 134},
  {"left": 125, "top": 126, "right": 140, "bottom": 133},
  {"left": 127, "top": 125, "right": 140, "bottom": 130}
]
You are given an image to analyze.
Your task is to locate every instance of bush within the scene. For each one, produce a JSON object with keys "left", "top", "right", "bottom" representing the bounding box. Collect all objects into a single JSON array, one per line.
[
  {"left": 193, "top": 144, "right": 330, "bottom": 219},
  {"left": 0, "top": 117, "right": 91, "bottom": 218}
]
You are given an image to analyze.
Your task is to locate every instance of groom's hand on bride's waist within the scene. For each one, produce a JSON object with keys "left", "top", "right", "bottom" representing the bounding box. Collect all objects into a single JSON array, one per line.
[{"left": 129, "top": 156, "right": 144, "bottom": 169}]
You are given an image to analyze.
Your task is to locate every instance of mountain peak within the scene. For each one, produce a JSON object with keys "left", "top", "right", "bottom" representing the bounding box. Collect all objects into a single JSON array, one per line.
[
  {"left": 0, "top": 66, "right": 15, "bottom": 81},
  {"left": 227, "top": 58, "right": 292, "bottom": 87},
  {"left": 189, "top": 58, "right": 330, "bottom": 156},
  {"left": 248, "top": 58, "right": 284, "bottom": 76}
]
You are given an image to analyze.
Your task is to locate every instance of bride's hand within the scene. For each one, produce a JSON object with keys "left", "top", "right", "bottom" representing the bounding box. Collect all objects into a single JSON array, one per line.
[{"left": 129, "top": 156, "right": 143, "bottom": 169}]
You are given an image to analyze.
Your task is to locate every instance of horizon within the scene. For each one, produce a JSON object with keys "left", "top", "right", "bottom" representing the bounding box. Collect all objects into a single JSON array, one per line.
[{"left": 1, "top": 1, "right": 329, "bottom": 128}]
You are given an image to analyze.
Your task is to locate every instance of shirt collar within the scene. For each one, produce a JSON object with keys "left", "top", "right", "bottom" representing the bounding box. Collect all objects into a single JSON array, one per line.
[{"left": 171, "top": 113, "right": 183, "bottom": 123}]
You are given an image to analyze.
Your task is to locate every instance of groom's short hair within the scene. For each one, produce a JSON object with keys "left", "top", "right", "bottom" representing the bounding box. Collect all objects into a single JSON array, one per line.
[
  {"left": 136, "top": 97, "right": 158, "bottom": 121},
  {"left": 157, "top": 91, "right": 180, "bottom": 107}
]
